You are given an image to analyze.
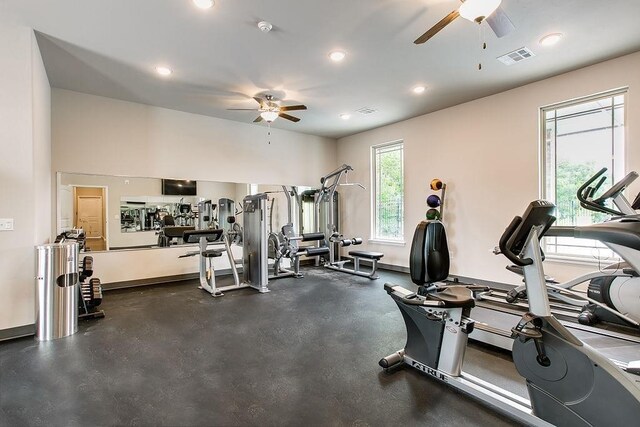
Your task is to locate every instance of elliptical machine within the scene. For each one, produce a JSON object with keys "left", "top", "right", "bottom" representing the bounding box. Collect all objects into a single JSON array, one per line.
[
  {"left": 505, "top": 168, "right": 640, "bottom": 328},
  {"left": 380, "top": 201, "right": 640, "bottom": 426}
]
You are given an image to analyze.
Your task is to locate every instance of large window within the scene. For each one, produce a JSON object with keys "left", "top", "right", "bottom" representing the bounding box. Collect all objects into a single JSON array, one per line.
[
  {"left": 542, "top": 89, "right": 626, "bottom": 259},
  {"left": 371, "top": 141, "right": 404, "bottom": 241}
]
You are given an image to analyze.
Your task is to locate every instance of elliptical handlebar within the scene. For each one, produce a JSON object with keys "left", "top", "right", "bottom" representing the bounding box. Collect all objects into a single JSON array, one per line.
[
  {"left": 597, "top": 170, "right": 638, "bottom": 201},
  {"left": 576, "top": 167, "right": 638, "bottom": 216}
]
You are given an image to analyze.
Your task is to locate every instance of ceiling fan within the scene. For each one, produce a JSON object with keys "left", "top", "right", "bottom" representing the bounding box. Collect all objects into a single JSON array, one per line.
[
  {"left": 414, "top": 0, "right": 515, "bottom": 45},
  {"left": 227, "top": 95, "right": 307, "bottom": 124}
]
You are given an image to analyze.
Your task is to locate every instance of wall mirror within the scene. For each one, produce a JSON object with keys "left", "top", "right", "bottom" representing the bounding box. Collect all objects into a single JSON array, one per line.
[{"left": 57, "top": 173, "right": 314, "bottom": 252}]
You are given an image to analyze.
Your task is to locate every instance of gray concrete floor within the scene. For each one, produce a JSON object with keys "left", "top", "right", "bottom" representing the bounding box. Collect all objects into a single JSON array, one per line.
[{"left": 1, "top": 268, "right": 525, "bottom": 426}]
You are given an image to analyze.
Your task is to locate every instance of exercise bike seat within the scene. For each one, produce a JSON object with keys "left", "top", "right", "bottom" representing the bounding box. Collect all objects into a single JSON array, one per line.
[{"left": 425, "top": 285, "right": 476, "bottom": 308}]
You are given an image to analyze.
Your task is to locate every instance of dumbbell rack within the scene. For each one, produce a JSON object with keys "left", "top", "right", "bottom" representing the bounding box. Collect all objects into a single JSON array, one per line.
[{"left": 78, "top": 256, "right": 105, "bottom": 320}]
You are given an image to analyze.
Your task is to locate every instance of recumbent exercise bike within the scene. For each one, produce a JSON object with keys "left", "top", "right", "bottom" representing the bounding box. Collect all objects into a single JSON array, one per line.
[{"left": 380, "top": 201, "right": 640, "bottom": 426}]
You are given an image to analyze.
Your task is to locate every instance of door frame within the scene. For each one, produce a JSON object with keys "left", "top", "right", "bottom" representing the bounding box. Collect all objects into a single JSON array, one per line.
[{"left": 56, "top": 176, "right": 110, "bottom": 251}]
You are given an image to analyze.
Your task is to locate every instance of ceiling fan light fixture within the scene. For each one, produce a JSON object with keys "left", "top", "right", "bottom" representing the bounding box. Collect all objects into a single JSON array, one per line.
[
  {"left": 260, "top": 111, "right": 279, "bottom": 122},
  {"left": 539, "top": 33, "right": 563, "bottom": 46},
  {"left": 459, "top": 0, "right": 501, "bottom": 23},
  {"left": 192, "top": 0, "right": 214, "bottom": 10}
]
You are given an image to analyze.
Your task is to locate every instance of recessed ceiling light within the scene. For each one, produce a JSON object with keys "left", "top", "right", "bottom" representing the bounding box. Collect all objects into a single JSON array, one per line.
[
  {"left": 155, "top": 66, "right": 172, "bottom": 76},
  {"left": 413, "top": 85, "right": 426, "bottom": 94},
  {"left": 340, "top": 113, "right": 351, "bottom": 120},
  {"left": 539, "top": 33, "right": 563, "bottom": 46},
  {"left": 192, "top": 0, "right": 214, "bottom": 9},
  {"left": 329, "top": 50, "right": 346, "bottom": 62}
]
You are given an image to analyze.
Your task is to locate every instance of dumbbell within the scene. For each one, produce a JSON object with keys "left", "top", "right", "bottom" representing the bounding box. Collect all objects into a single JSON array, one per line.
[{"left": 81, "top": 278, "right": 103, "bottom": 307}]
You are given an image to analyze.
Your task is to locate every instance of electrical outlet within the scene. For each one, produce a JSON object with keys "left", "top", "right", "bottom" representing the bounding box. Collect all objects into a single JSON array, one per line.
[{"left": 0, "top": 218, "right": 14, "bottom": 231}]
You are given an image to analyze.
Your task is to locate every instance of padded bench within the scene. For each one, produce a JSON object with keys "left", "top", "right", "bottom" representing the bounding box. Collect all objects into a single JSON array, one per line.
[
  {"left": 345, "top": 250, "right": 385, "bottom": 279},
  {"left": 348, "top": 250, "right": 384, "bottom": 260}
]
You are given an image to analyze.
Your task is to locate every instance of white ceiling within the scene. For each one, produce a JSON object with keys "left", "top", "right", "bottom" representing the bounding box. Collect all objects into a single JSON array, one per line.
[{"left": 3, "top": 0, "right": 640, "bottom": 139}]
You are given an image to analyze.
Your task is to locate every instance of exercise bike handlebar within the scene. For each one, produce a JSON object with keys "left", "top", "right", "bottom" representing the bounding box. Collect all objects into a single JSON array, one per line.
[{"left": 499, "top": 216, "right": 534, "bottom": 267}]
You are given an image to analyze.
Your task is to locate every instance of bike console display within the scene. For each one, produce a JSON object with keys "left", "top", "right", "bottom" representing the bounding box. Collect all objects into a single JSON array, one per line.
[{"left": 499, "top": 200, "right": 556, "bottom": 266}]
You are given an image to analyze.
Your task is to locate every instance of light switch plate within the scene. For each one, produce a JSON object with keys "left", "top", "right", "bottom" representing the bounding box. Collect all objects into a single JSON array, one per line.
[{"left": 0, "top": 218, "right": 14, "bottom": 231}]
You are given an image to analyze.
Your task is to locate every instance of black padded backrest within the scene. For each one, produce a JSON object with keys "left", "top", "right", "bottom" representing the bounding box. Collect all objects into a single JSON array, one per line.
[
  {"left": 410, "top": 221, "right": 450, "bottom": 286},
  {"left": 163, "top": 215, "right": 175, "bottom": 226}
]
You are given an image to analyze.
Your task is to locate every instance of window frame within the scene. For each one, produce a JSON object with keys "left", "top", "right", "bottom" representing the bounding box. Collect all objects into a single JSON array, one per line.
[
  {"left": 539, "top": 87, "right": 628, "bottom": 262},
  {"left": 370, "top": 139, "right": 405, "bottom": 244}
]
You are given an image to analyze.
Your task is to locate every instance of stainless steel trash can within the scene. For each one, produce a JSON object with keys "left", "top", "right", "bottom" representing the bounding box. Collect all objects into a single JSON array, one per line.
[{"left": 35, "top": 242, "right": 79, "bottom": 341}]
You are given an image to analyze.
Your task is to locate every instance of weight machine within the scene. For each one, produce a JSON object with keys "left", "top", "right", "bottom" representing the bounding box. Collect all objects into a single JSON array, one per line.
[
  {"left": 313, "top": 164, "right": 384, "bottom": 279},
  {"left": 180, "top": 198, "right": 256, "bottom": 297},
  {"left": 265, "top": 186, "right": 329, "bottom": 279}
]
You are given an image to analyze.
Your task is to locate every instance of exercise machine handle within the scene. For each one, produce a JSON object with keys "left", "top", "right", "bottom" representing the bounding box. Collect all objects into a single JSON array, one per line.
[
  {"left": 576, "top": 167, "right": 628, "bottom": 216},
  {"left": 320, "top": 164, "right": 353, "bottom": 184},
  {"left": 498, "top": 216, "right": 533, "bottom": 266},
  {"left": 596, "top": 170, "right": 638, "bottom": 202}
]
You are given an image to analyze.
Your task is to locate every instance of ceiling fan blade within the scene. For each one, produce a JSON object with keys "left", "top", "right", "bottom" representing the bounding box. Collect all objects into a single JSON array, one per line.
[
  {"left": 227, "top": 108, "right": 259, "bottom": 111},
  {"left": 278, "top": 113, "right": 300, "bottom": 123},
  {"left": 486, "top": 6, "right": 515, "bottom": 38},
  {"left": 253, "top": 116, "right": 264, "bottom": 123},
  {"left": 253, "top": 97, "right": 265, "bottom": 106},
  {"left": 414, "top": 10, "right": 459, "bottom": 44},
  {"left": 279, "top": 105, "right": 307, "bottom": 112}
]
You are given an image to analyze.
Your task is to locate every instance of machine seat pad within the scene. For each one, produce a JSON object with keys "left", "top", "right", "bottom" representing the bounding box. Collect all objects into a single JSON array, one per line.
[
  {"left": 201, "top": 249, "right": 224, "bottom": 258},
  {"left": 164, "top": 226, "right": 195, "bottom": 238},
  {"left": 428, "top": 286, "right": 475, "bottom": 308},
  {"left": 349, "top": 250, "right": 384, "bottom": 260}
]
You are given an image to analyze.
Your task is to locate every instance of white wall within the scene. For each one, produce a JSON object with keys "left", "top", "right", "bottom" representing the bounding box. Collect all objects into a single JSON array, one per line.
[
  {"left": 337, "top": 51, "right": 640, "bottom": 285},
  {"left": 52, "top": 89, "right": 336, "bottom": 186},
  {"left": 0, "top": 24, "right": 51, "bottom": 331},
  {"left": 52, "top": 90, "right": 337, "bottom": 284},
  {"left": 33, "top": 33, "right": 52, "bottom": 247}
]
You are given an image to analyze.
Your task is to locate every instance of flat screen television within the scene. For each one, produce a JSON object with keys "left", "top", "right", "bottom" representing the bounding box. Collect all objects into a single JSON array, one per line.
[{"left": 162, "top": 179, "right": 197, "bottom": 196}]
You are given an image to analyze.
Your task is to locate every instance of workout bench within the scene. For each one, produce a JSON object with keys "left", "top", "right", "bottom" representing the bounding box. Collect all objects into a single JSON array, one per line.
[{"left": 325, "top": 236, "right": 384, "bottom": 279}]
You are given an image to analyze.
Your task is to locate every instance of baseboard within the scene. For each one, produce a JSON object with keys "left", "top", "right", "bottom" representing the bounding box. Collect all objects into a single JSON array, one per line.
[
  {"left": 379, "top": 263, "right": 409, "bottom": 273},
  {"left": 103, "top": 273, "right": 198, "bottom": 291},
  {"left": 0, "top": 324, "right": 35, "bottom": 342},
  {"left": 103, "top": 268, "right": 236, "bottom": 291},
  {"left": 448, "top": 274, "right": 514, "bottom": 291}
]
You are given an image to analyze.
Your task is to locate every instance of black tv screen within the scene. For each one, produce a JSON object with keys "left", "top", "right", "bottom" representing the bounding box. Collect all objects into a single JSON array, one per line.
[{"left": 162, "top": 179, "right": 197, "bottom": 196}]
